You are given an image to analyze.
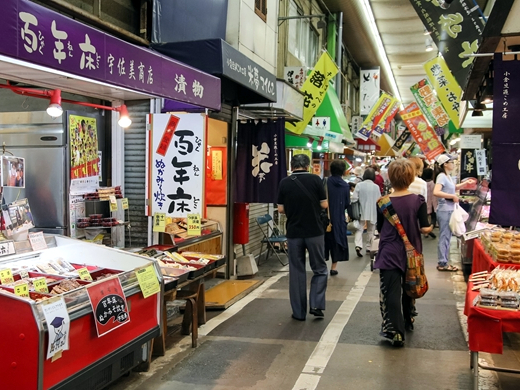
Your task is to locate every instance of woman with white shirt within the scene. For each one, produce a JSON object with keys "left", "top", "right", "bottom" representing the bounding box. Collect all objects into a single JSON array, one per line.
[
  {"left": 352, "top": 168, "right": 381, "bottom": 257},
  {"left": 433, "top": 154, "right": 476, "bottom": 271}
]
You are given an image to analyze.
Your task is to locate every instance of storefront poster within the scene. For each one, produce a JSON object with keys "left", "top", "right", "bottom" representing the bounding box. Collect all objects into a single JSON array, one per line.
[
  {"left": 205, "top": 147, "right": 227, "bottom": 206},
  {"left": 2, "top": 198, "right": 34, "bottom": 236},
  {"left": 69, "top": 114, "right": 99, "bottom": 194},
  {"left": 87, "top": 277, "right": 130, "bottom": 337},
  {"left": 285, "top": 51, "right": 338, "bottom": 135},
  {"left": 1, "top": 156, "right": 25, "bottom": 188},
  {"left": 360, "top": 67, "right": 381, "bottom": 116},
  {"left": 42, "top": 297, "right": 70, "bottom": 360},
  {"left": 356, "top": 92, "right": 393, "bottom": 141},
  {"left": 424, "top": 56, "right": 462, "bottom": 129},
  {"left": 399, "top": 102, "right": 445, "bottom": 161},
  {"left": 475, "top": 149, "right": 487, "bottom": 176},
  {"left": 147, "top": 113, "right": 205, "bottom": 217},
  {"left": 410, "top": 78, "right": 451, "bottom": 130},
  {"left": 284, "top": 66, "right": 308, "bottom": 90}
]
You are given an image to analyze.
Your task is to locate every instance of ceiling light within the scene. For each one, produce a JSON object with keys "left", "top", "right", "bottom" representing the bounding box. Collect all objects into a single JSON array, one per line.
[
  {"left": 307, "top": 137, "right": 313, "bottom": 148},
  {"left": 317, "top": 137, "right": 323, "bottom": 151},
  {"left": 46, "top": 89, "right": 63, "bottom": 118},
  {"left": 116, "top": 105, "right": 132, "bottom": 128},
  {"left": 423, "top": 28, "right": 431, "bottom": 36},
  {"left": 449, "top": 137, "right": 460, "bottom": 146},
  {"left": 425, "top": 38, "right": 434, "bottom": 52}
]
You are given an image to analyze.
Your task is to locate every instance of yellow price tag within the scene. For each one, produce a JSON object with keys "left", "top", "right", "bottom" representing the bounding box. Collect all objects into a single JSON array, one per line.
[
  {"left": 77, "top": 267, "right": 93, "bottom": 281},
  {"left": 135, "top": 264, "right": 161, "bottom": 299},
  {"left": 0, "top": 268, "right": 14, "bottom": 284},
  {"left": 109, "top": 195, "right": 118, "bottom": 212},
  {"left": 33, "top": 277, "right": 49, "bottom": 293},
  {"left": 121, "top": 198, "right": 129, "bottom": 210},
  {"left": 187, "top": 214, "right": 201, "bottom": 236},
  {"left": 14, "top": 282, "right": 30, "bottom": 298},
  {"left": 153, "top": 213, "right": 166, "bottom": 232}
]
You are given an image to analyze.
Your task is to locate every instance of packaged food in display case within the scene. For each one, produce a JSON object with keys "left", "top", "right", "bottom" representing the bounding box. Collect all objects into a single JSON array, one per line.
[{"left": 0, "top": 235, "right": 163, "bottom": 390}]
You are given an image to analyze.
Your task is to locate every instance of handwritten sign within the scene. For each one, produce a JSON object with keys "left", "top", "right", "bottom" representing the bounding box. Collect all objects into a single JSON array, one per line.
[
  {"left": 19, "top": 270, "right": 29, "bottom": 279},
  {"left": 87, "top": 277, "right": 130, "bottom": 337},
  {"left": 153, "top": 213, "right": 166, "bottom": 232},
  {"left": 187, "top": 214, "right": 201, "bottom": 236},
  {"left": 14, "top": 282, "right": 30, "bottom": 298},
  {"left": 0, "top": 241, "right": 16, "bottom": 257},
  {"left": 34, "top": 277, "right": 49, "bottom": 293},
  {"left": 156, "top": 115, "right": 180, "bottom": 156},
  {"left": 77, "top": 267, "right": 93, "bottom": 281},
  {"left": 0, "top": 268, "right": 14, "bottom": 284},
  {"left": 29, "top": 232, "right": 48, "bottom": 251},
  {"left": 136, "top": 265, "right": 161, "bottom": 299},
  {"left": 121, "top": 198, "right": 129, "bottom": 210},
  {"left": 109, "top": 195, "right": 118, "bottom": 212},
  {"left": 42, "top": 297, "right": 70, "bottom": 359}
]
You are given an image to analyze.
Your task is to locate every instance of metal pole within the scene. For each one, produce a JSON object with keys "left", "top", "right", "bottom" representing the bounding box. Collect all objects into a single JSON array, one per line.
[
  {"left": 225, "top": 107, "right": 239, "bottom": 279},
  {"left": 462, "top": 51, "right": 520, "bottom": 57},
  {"left": 335, "top": 12, "right": 343, "bottom": 93},
  {"left": 278, "top": 14, "right": 326, "bottom": 21}
]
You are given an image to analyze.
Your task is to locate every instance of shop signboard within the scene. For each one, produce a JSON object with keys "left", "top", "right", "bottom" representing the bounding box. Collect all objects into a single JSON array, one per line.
[
  {"left": 399, "top": 102, "right": 445, "bottom": 161},
  {"left": 360, "top": 67, "right": 381, "bottom": 116},
  {"left": 424, "top": 56, "right": 462, "bottom": 129},
  {"left": 284, "top": 66, "right": 308, "bottom": 90},
  {"left": 1, "top": 0, "right": 221, "bottom": 110},
  {"left": 147, "top": 113, "right": 205, "bottom": 218},
  {"left": 410, "top": 0, "right": 483, "bottom": 90},
  {"left": 87, "top": 277, "right": 130, "bottom": 337},
  {"left": 410, "top": 79, "right": 451, "bottom": 131},
  {"left": 356, "top": 92, "right": 393, "bottom": 141},
  {"left": 460, "top": 149, "right": 478, "bottom": 195},
  {"left": 285, "top": 51, "right": 338, "bottom": 135},
  {"left": 460, "top": 134, "right": 482, "bottom": 149}
]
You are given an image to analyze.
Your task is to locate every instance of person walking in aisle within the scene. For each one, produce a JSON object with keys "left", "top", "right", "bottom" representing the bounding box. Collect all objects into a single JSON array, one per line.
[
  {"left": 375, "top": 159, "right": 432, "bottom": 347},
  {"left": 408, "top": 157, "right": 427, "bottom": 200},
  {"left": 371, "top": 164, "right": 385, "bottom": 195},
  {"left": 422, "top": 167, "right": 437, "bottom": 238},
  {"left": 325, "top": 160, "right": 352, "bottom": 276},
  {"left": 277, "top": 154, "right": 329, "bottom": 320},
  {"left": 352, "top": 168, "right": 381, "bottom": 257},
  {"left": 433, "top": 154, "right": 476, "bottom": 271}
]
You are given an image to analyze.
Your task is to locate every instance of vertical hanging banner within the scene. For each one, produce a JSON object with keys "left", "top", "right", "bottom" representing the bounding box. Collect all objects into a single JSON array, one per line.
[
  {"left": 424, "top": 56, "right": 462, "bottom": 130},
  {"left": 360, "top": 67, "right": 381, "bottom": 115},
  {"left": 356, "top": 92, "right": 393, "bottom": 141},
  {"left": 409, "top": 0, "right": 483, "bottom": 90},
  {"left": 460, "top": 149, "right": 478, "bottom": 195},
  {"left": 372, "top": 97, "right": 400, "bottom": 138},
  {"left": 399, "top": 102, "right": 445, "bottom": 161},
  {"left": 146, "top": 113, "right": 205, "bottom": 217},
  {"left": 391, "top": 128, "right": 411, "bottom": 152},
  {"left": 475, "top": 150, "right": 487, "bottom": 176},
  {"left": 235, "top": 120, "right": 287, "bottom": 203},
  {"left": 489, "top": 53, "right": 520, "bottom": 226},
  {"left": 410, "top": 78, "right": 451, "bottom": 130},
  {"left": 285, "top": 52, "right": 338, "bottom": 135}
]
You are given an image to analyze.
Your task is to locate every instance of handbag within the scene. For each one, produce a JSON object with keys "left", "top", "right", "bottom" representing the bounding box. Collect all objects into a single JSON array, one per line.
[
  {"left": 351, "top": 200, "right": 361, "bottom": 220},
  {"left": 377, "top": 195, "right": 429, "bottom": 299},
  {"left": 291, "top": 175, "right": 331, "bottom": 232}
]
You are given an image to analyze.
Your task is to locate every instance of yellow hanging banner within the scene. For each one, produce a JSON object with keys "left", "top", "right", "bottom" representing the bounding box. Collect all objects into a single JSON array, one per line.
[
  {"left": 424, "top": 56, "right": 462, "bottom": 129},
  {"left": 285, "top": 52, "right": 339, "bottom": 135}
]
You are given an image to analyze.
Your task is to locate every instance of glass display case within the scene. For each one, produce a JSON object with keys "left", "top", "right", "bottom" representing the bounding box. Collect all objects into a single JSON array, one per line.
[{"left": 0, "top": 235, "right": 162, "bottom": 390}]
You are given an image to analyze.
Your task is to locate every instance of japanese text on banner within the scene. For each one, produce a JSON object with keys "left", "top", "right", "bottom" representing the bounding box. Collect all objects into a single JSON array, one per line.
[
  {"left": 372, "top": 97, "right": 400, "bottom": 138},
  {"left": 285, "top": 52, "right": 338, "bottom": 135},
  {"left": 410, "top": 78, "right": 451, "bottom": 130},
  {"left": 356, "top": 92, "right": 394, "bottom": 141}
]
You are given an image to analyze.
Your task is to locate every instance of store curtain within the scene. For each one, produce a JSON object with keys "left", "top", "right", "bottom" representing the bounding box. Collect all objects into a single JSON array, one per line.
[
  {"left": 235, "top": 119, "right": 287, "bottom": 203},
  {"left": 489, "top": 53, "right": 520, "bottom": 226}
]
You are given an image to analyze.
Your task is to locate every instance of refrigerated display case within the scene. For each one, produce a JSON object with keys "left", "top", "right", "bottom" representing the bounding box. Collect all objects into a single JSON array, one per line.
[{"left": 0, "top": 235, "right": 162, "bottom": 390}]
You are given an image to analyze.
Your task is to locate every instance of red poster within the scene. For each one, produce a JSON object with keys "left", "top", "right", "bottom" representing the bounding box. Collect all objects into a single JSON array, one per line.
[
  {"left": 399, "top": 102, "right": 445, "bottom": 161},
  {"left": 156, "top": 115, "right": 180, "bottom": 156},
  {"left": 87, "top": 277, "right": 130, "bottom": 337}
]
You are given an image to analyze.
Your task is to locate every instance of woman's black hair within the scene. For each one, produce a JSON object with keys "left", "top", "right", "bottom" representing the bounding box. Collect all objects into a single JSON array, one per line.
[
  {"left": 422, "top": 167, "right": 434, "bottom": 181},
  {"left": 330, "top": 159, "right": 347, "bottom": 176},
  {"left": 433, "top": 162, "right": 447, "bottom": 182},
  {"left": 363, "top": 167, "right": 376, "bottom": 181}
]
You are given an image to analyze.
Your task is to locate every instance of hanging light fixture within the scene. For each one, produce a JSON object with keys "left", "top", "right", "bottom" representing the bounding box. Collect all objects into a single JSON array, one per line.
[
  {"left": 317, "top": 137, "right": 324, "bottom": 150},
  {"left": 115, "top": 104, "right": 132, "bottom": 128},
  {"left": 425, "top": 37, "right": 434, "bottom": 52},
  {"left": 46, "top": 89, "right": 63, "bottom": 118},
  {"left": 423, "top": 27, "right": 431, "bottom": 35},
  {"left": 306, "top": 137, "right": 313, "bottom": 148}
]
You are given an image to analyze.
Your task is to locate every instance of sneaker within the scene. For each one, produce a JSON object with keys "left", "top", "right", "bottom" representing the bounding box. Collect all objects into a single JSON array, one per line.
[
  {"left": 309, "top": 308, "right": 324, "bottom": 317},
  {"left": 356, "top": 247, "right": 363, "bottom": 257},
  {"left": 392, "top": 333, "right": 404, "bottom": 347}
]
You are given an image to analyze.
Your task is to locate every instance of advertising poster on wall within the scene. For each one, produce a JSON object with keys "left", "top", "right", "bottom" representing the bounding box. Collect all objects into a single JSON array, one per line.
[
  {"left": 146, "top": 113, "right": 206, "bottom": 218},
  {"left": 1, "top": 156, "right": 25, "bottom": 188},
  {"left": 68, "top": 114, "right": 99, "bottom": 194}
]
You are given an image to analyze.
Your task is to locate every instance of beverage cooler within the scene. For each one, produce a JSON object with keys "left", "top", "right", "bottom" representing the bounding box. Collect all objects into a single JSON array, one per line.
[{"left": 0, "top": 235, "right": 163, "bottom": 390}]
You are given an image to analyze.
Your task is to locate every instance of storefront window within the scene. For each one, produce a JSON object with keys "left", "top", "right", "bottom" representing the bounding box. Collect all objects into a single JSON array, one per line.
[{"left": 288, "top": 1, "right": 319, "bottom": 68}]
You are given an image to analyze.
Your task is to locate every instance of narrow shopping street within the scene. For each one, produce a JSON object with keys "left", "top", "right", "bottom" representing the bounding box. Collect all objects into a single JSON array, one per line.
[{"left": 108, "top": 236, "right": 520, "bottom": 390}]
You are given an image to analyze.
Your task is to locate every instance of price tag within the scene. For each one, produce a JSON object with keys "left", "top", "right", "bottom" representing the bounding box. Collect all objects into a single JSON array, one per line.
[
  {"left": 14, "top": 282, "right": 30, "bottom": 298},
  {"left": 29, "top": 232, "right": 48, "bottom": 251},
  {"left": 187, "top": 214, "right": 201, "bottom": 236},
  {"left": 153, "top": 213, "right": 166, "bottom": 232},
  {"left": 19, "top": 270, "right": 30, "bottom": 279},
  {"left": 135, "top": 264, "right": 161, "bottom": 299},
  {"left": 109, "top": 195, "right": 118, "bottom": 212},
  {"left": 77, "top": 267, "right": 93, "bottom": 281},
  {"left": 34, "top": 277, "right": 49, "bottom": 293},
  {"left": 121, "top": 198, "right": 129, "bottom": 210},
  {"left": 0, "top": 240, "right": 16, "bottom": 257},
  {"left": 0, "top": 268, "right": 14, "bottom": 284}
]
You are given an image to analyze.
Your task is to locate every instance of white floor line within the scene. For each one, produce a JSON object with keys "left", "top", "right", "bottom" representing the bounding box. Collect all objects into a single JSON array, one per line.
[
  {"left": 198, "top": 272, "right": 288, "bottom": 336},
  {"left": 292, "top": 265, "right": 373, "bottom": 390}
]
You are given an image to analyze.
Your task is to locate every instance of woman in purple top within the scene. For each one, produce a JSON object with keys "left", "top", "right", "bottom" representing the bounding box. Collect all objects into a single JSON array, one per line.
[{"left": 374, "top": 159, "right": 432, "bottom": 347}]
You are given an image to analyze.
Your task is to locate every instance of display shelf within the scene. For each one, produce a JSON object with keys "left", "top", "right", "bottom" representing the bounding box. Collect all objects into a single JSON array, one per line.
[{"left": 82, "top": 221, "right": 130, "bottom": 230}]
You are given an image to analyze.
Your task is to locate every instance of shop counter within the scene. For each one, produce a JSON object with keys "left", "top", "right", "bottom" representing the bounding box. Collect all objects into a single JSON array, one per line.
[{"left": 472, "top": 239, "right": 520, "bottom": 274}]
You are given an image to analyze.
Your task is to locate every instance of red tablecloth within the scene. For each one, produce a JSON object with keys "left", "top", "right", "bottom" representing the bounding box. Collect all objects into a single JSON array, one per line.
[
  {"left": 472, "top": 239, "right": 520, "bottom": 273},
  {"left": 464, "top": 282, "right": 520, "bottom": 354}
]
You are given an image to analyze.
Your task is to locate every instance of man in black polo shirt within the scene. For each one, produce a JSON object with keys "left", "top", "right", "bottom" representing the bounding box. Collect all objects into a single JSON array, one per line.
[{"left": 277, "top": 154, "right": 328, "bottom": 320}]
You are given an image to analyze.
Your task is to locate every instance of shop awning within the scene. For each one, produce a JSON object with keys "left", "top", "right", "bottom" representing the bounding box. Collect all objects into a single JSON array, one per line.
[
  {"left": 315, "top": 87, "right": 355, "bottom": 145},
  {"left": 152, "top": 39, "right": 277, "bottom": 106}
]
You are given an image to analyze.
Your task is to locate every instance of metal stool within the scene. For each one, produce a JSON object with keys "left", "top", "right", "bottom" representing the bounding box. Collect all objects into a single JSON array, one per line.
[{"left": 176, "top": 289, "right": 198, "bottom": 348}]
